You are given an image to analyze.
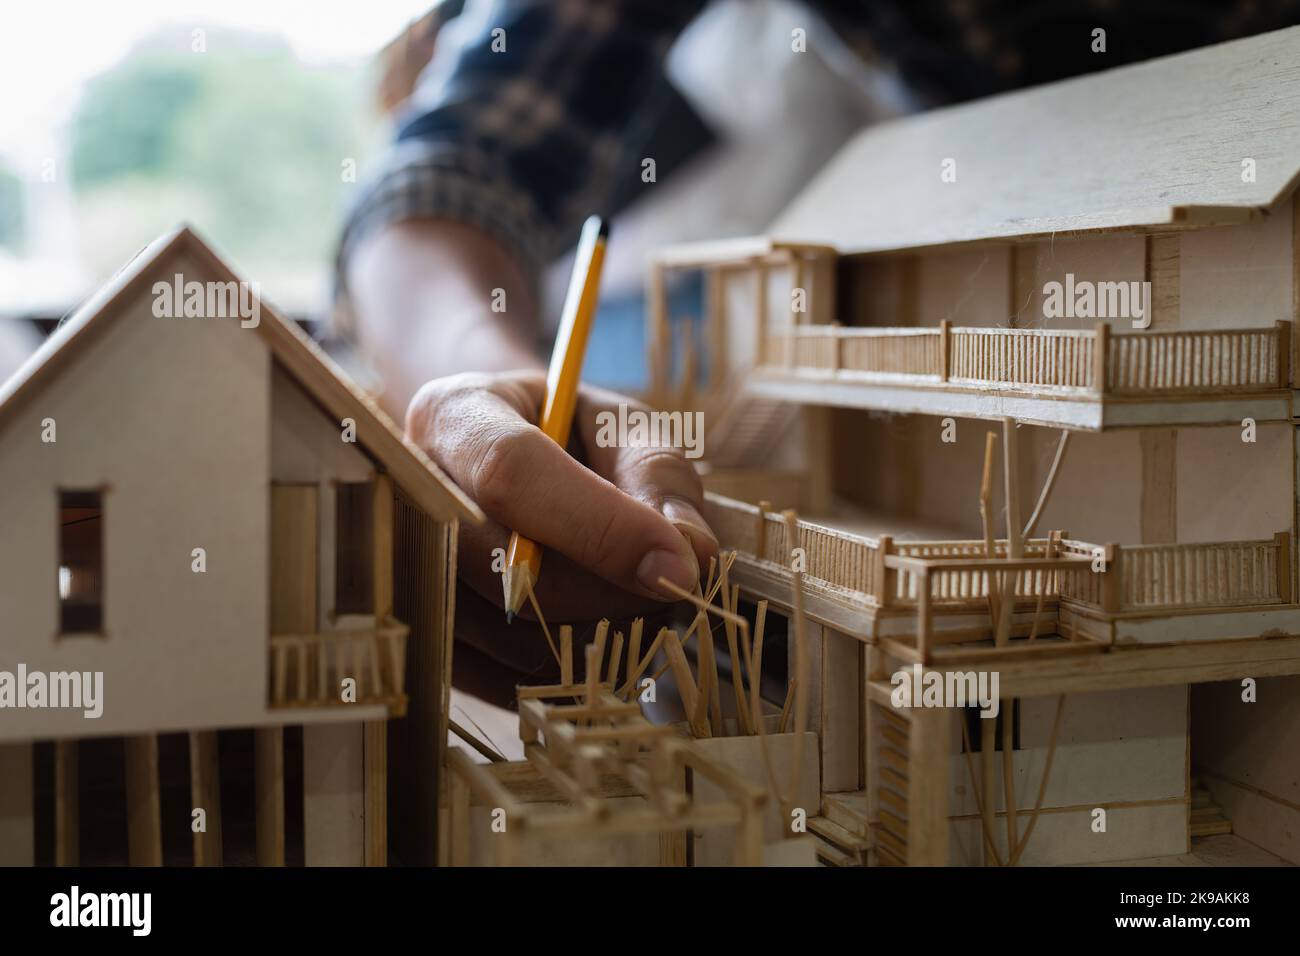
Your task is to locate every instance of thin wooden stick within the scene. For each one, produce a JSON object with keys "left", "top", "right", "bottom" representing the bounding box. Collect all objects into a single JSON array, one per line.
[
  {"left": 662, "top": 630, "right": 706, "bottom": 737},
  {"left": 777, "top": 679, "right": 797, "bottom": 734},
  {"left": 449, "top": 718, "right": 506, "bottom": 763},
  {"left": 617, "top": 623, "right": 664, "bottom": 700},
  {"left": 584, "top": 644, "right": 601, "bottom": 709},
  {"left": 959, "top": 715, "right": 1004, "bottom": 867},
  {"left": 625, "top": 619, "right": 643, "bottom": 687},
  {"left": 749, "top": 600, "right": 769, "bottom": 728},
  {"left": 559, "top": 625, "right": 573, "bottom": 687},
  {"left": 630, "top": 554, "right": 736, "bottom": 693},
  {"left": 1002, "top": 706, "right": 1017, "bottom": 860},
  {"left": 698, "top": 601, "right": 723, "bottom": 737},
  {"left": 994, "top": 419, "right": 1022, "bottom": 648},
  {"left": 606, "top": 631, "right": 624, "bottom": 686},
  {"left": 723, "top": 583, "right": 752, "bottom": 735},
  {"left": 658, "top": 564, "right": 798, "bottom": 821},
  {"left": 525, "top": 579, "right": 561, "bottom": 665},
  {"left": 1008, "top": 695, "right": 1067, "bottom": 866},
  {"left": 979, "top": 431, "right": 1000, "bottom": 627},
  {"left": 591, "top": 619, "right": 610, "bottom": 679},
  {"left": 718, "top": 560, "right": 751, "bottom": 736},
  {"left": 690, "top": 642, "right": 713, "bottom": 734},
  {"left": 1022, "top": 430, "right": 1070, "bottom": 538},
  {"left": 980, "top": 717, "right": 999, "bottom": 866}
]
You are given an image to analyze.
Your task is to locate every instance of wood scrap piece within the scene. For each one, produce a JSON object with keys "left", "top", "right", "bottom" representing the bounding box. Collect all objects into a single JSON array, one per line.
[
  {"left": 606, "top": 631, "right": 624, "bottom": 686},
  {"left": 559, "top": 625, "right": 574, "bottom": 687},
  {"left": 749, "top": 600, "right": 769, "bottom": 728},
  {"left": 719, "top": 564, "right": 752, "bottom": 735},
  {"left": 662, "top": 630, "right": 707, "bottom": 737}
]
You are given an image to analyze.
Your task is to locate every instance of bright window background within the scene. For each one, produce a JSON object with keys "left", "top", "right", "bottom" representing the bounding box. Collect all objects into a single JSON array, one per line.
[{"left": 0, "top": 1, "right": 427, "bottom": 318}]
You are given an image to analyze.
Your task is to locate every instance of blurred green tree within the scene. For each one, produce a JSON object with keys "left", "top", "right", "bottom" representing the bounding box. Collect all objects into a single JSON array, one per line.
[{"left": 68, "top": 30, "right": 376, "bottom": 291}]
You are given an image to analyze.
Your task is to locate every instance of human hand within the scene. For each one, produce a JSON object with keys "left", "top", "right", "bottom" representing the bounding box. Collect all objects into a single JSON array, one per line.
[{"left": 405, "top": 370, "right": 717, "bottom": 669}]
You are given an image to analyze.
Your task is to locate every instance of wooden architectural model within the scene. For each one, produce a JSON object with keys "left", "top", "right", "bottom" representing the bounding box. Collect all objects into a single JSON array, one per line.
[
  {"left": 640, "top": 27, "right": 1300, "bottom": 866},
  {"left": 5, "top": 28, "right": 1300, "bottom": 869},
  {"left": 0, "top": 226, "right": 480, "bottom": 867}
]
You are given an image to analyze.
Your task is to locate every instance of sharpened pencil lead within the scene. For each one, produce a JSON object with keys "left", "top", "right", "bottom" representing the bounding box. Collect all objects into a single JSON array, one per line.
[{"left": 506, "top": 610, "right": 515, "bottom": 624}]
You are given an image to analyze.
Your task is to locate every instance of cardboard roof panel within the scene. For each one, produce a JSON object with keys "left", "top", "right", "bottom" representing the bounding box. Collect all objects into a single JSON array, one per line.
[{"left": 770, "top": 27, "right": 1300, "bottom": 254}]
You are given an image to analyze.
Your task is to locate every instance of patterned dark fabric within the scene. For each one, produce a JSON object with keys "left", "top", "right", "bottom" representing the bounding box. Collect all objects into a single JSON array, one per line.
[{"left": 337, "top": 0, "right": 1300, "bottom": 283}]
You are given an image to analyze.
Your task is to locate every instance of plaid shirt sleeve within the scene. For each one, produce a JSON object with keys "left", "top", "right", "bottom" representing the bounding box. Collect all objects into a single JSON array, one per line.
[{"left": 337, "top": 0, "right": 705, "bottom": 286}]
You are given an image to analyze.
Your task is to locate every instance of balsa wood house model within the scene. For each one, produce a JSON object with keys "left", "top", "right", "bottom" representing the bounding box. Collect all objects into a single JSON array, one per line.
[
  {"left": 7, "top": 28, "right": 1300, "bottom": 871},
  {"left": 644, "top": 27, "right": 1300, "bottom": 866},
  {"left": 0, "top": 226, "right": 481, "bottom": 867}
]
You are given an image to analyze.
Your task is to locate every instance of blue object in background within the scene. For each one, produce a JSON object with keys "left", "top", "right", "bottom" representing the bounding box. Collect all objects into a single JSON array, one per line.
[{"left": 581, "top": 271, "right": 706, "bottom": 394}]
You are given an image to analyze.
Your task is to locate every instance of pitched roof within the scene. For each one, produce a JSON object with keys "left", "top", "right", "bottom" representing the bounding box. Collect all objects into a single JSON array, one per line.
[
  {"left": 0, "top": 225, "right": 483, "bottom": 525},
  {"left": 770, "top": 26, "right": 1300, "bottom": 254}
]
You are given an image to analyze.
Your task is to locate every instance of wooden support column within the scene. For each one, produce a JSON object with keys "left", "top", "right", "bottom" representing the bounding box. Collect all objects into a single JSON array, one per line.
[
  {"left": 364, "top": 720, "right": 388, "bottom": 866},
  {"left": 255, "top": 726, "right": 285, "bottom": 866},
  {"left": 1146, "top": 234, "right": 1181, "bottom": 332},
  {"left": 979, "top": 719, "right": 998, "bottom": 866},
  {"left": 820, "top": 627, "right": 863, "bottom": 792},
  {"left": 1292, "top": 192, "right": 1300, "bottom": 375},
  {"left": 189, "top": 731, "right": 222, "bottom": 866},
  {"left": 1140, "top": 234, "right": 1180, "bottom": 547},
  {"left": 124, "top": 734, "right": 163, "bottom": 866},
  {"left": 1009, "top": 243, "right": 1037, "bottom": 327},
  {"left": 862, "top": 646, "right": 886, "bottom": 851},
  {"left": 800, "top": 621, "right": 825, "bottom": 762},
  {"left": 1140, "top": 430, "right": 1178, "bottom": 544},
  {"left": 647, "top": 260, "right": 668, "bottom": 399},
  {"left": 706, "top": 266, "right": 727, "bottom": 391},
  {"left": 1093, "top": 323, "right": 1110, "bottom": 396},
  {"left": 907, "top": 705, "right": 950, "bottom": 866},
  {"left": 55, "top": 740, "right": 79, "bottom": 866},
  {"left": 802, "top": 405, "right": 835, "bottom": 516},
  {"left": 303, "top": 721, "right": 365, "bottom": 866},
  {"left": 1293, "top": 192, "right": 1300, "bottom": 608},
  {"left": 0, "top": 743, "right": 34, "bottom": 866}
]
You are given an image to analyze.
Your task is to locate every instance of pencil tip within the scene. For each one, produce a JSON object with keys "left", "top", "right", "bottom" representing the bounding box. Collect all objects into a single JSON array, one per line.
[{"left": 506, "top": 611, "right": 514, "bottom": 625}]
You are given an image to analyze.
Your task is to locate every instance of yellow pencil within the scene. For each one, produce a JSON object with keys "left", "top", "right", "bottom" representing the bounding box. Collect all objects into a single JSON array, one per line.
[{"left": 503, "top": 215, "right": 608, "bottom": 620}]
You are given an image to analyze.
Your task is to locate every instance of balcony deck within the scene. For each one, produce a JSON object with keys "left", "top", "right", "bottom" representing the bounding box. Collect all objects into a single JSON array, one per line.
[
  {"left": 751, "top": 322, "right": 1293, "bottom": 430},
  {"left": 268, "top": 617, "right": 408, "bottom": 716},
  {"left": 702, "top": 493, "right": 1300, "bottom": 672}
]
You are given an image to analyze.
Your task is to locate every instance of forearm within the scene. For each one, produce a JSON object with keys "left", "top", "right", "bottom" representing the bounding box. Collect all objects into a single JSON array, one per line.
[{"left": 346, "top": 219, "right": 543, "bottom": 419}]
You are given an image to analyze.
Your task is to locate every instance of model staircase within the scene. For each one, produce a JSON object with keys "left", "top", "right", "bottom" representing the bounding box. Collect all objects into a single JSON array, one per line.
[
  {"left": 873, "top": 700, "right": 912, "bottom": 865},
  {"left": 708, "top": 396, "right": 800, "bottom": 466},
  {"left": 1190, "top": 779, "right": 1233, "bottom": 838},
  {"left": 807, "top": 791, "right": 872, "bottom": 866}
]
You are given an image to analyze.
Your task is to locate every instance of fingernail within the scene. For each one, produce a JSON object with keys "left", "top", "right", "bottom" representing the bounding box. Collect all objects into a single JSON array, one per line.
[
  {"left": 637, "top": 547, "right": 697, "bottom": 599},
  {"left": 661, "top": 498, "right": 719, "bottom": 551}
]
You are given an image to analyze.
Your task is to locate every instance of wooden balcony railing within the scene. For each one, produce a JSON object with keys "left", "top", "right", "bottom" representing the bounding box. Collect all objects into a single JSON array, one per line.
[
  {"left": 269, "top": 618, "right": 409, "bottom": 711},
  {"left": 1105, "top": 325, "right": 1288, "bottom": 394},
  {"left": 887, "top": 538, "right": 1063, "bottom": 605},
  {"left": 700, "top": 494, "right": 879, "bottom": 600},
  {"left": 704, "top": 493, "right": 1294, "bottom": 629},
  {"left": 760, "top": 321, "right": 1291, "bottom": 396},
  {"left": 949, "top": 327, "right": 1095, "bottom": 390},
  {"left": 1058, "top": 533, "right": 1291, "bottom": 613},
  {"left": 884, "top": 549, "right": 1095, "bottom": 659},
  {"left": 778, "top": 326, "right": 945, "bottom": 379}
]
